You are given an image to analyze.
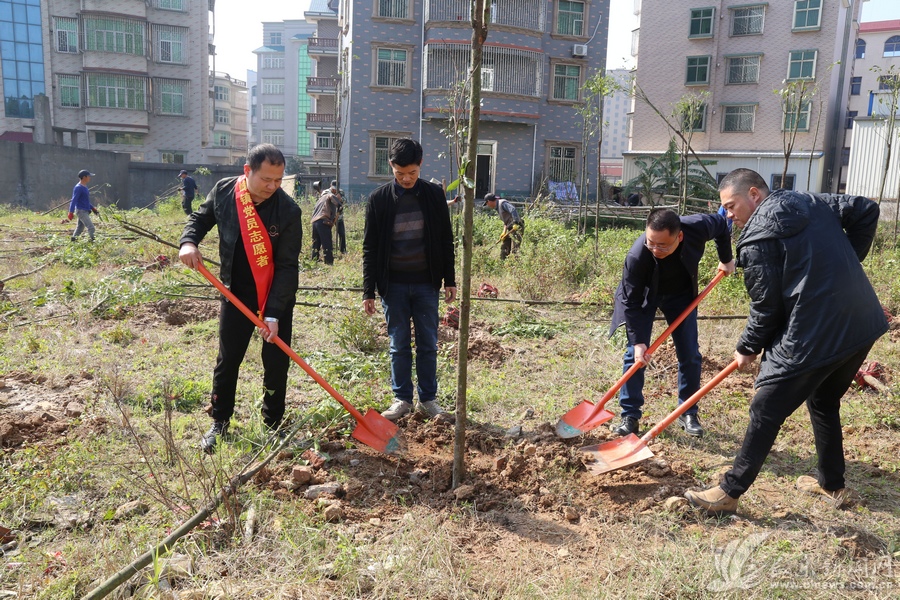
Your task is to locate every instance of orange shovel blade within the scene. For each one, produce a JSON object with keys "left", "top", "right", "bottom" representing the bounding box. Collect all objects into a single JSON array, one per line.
[
  {"left": 555, "top": 400, "right": 615, "bottom": 438},
  {"left": 579, "top": 434, "right": 654, "bottom": 475},
  {"left": 351, "top": 409, "right": 404, "bottom": 454}
]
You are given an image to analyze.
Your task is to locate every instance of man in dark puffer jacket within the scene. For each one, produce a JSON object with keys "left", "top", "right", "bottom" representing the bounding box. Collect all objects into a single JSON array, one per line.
[{"left": 685, "top": 168, "right": 888, "bottom": 515}]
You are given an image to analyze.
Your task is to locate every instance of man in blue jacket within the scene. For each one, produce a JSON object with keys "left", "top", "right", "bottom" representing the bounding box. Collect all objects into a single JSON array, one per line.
[
  {"left": 362, "top": 139, "right": 457, "bottom": 422},
  {"left": 68, "top": 169, "right": 100, "bottom": 242},
  {"left": 609, "top": 208, "right": 735, "bottom": 438},
  {"left": 685, "top": 169, "right": 888, "bottom": 515}
]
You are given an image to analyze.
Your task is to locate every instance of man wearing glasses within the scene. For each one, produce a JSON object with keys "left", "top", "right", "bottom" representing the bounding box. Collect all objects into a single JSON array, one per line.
[{"left": 608, "top": 208, "right": 735, "bottom": 438}]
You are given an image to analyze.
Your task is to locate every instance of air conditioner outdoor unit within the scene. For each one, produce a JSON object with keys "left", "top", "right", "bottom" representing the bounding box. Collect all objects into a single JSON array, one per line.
[{"left": 572, "top": 44, "right": 588, "bottom": 57}]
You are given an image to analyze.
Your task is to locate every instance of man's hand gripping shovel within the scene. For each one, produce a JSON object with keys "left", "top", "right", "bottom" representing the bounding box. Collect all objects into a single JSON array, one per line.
[
  {"left": 555, "top": 270, "right": 727, "bottom": 439},
  {"left": 196, "top": 263, "right": 403, "bottom": 455},
  {"left": 578, "top": 359, "right": 739, "bottom": 474}
]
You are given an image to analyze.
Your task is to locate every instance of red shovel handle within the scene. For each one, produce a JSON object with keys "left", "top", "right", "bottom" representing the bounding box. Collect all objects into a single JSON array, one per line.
[
  {"left": 196, "top": 262, "right": 367, "bottom": 423},
  {"left": 640, "top": 359, "right": 739, "bottom": 443},
  {"left": 585, "top": 270, "right": 727, "bottom": 420}
]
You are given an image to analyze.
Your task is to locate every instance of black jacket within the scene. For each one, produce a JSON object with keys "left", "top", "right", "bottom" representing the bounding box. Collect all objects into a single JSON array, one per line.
[
  {"left": 609, "top": 213, "right": 733, "bottom": 345},
  {"left": 179, "top": 176, "right": 303, "bottom": 319},
  {"left": 735, "top": 190, "right": 887, "bottom": 386},
  {"left": 362, "top": 179, "right": 456, "bottom": 299}
]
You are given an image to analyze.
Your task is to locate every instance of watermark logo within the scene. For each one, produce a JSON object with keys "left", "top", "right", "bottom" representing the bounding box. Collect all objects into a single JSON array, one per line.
[{"left": 707, "top": 532, "right": 771, "bottom": 592}]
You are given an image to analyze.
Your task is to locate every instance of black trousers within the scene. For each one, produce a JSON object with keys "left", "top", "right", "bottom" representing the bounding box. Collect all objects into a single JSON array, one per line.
[
  {"left": 336, "top": 217, "right": 346, "bottom": 254},
  {"left": 210, "top": 294, "right": 293, "bottom": 428},
  {"left": 181, "top": 195, "right": 194, "bottom": 216},
  {"left": 311, "top": 221, "right": 334, "bottom": 265},
  {"left": 721, "top": 344, "right": 874, "bottom": 498}
]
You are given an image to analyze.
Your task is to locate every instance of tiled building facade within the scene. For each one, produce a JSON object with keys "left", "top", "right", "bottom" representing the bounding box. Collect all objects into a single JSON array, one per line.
[
  {"left": 600, "top": 68, "right": 631, "bottom": 182},
  {"left": 333, "top": 0, "right": 610, "bottom": 200},
  {"left": 626, "top": 0, "right": 862, "bottom": 193},
  {"left": 0, "top": 0, "right": 231, "bottom": 164}
]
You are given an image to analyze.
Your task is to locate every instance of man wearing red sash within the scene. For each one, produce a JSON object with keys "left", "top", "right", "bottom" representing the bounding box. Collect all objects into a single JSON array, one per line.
[{"left": 179, "top": 144, "right": 303, "bottom": 453}]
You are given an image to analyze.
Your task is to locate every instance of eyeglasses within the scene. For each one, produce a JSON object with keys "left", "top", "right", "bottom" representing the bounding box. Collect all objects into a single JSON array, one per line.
[{"left": 644, "top": 240, "right": 677, "bottom": 253}]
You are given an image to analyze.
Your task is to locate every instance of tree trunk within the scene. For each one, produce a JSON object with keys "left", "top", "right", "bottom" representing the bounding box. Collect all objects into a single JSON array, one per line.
[{"left": 453, "top": 0, "right": 487, "bottom": 490}]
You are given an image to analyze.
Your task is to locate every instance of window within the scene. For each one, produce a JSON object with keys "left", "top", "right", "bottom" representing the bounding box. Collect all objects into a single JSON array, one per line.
[
  {"left": 157, "top": 0, "right": 185, "bottom": 10},
  {"left": 87, "top": 74, "right": 146, "bottom": 109},
  {"left": 556, "top": 1, "right": 585, "bottom": 36},
  {"left": 726, "top": 55, "right": 761, "bottom": 84},
  {"left": 263, "top": 130, "right": 284, "bottom": 146},
  {"left": 55, "top": 17, "right": 78, "bottom": 53},
  {"left": 84, "top": 17, "right": 145, "bottom": 55},
  {"left": 154, "top": 25, "right": 186, "bottom": 64},
  {"left": 58, "top": 75, "right": 81, "bottom": 108},
  {"left": 261, "top": 78, "right": 285, "bottom": 94},
  {"left": 376, "top": 48, "right": 408, "bottom": 87},
  {"left": 161, "top": 151, "right": 186, "bottom": 163},
  {"left": 846, "top": 110, "right": 858, "bottom": 129},
  {"left": 262, "top": 104, "right": 284, "bottom": 120},
  {"left": 879, "top": 75, "right": 899, "bottom": 91},
  {"left": 269, "top": 32, "right": 282, "bottom": 46},
  {"left": 482, "top": 67, "right": 494, "bottom": 92},
  {"left": 771, "top": 174, "right": 795, "bottom": 191},
  {"left": 885, "top": 36, "right": 900, "bottom": 58},
  {"left": 722, "top": 104, "right": 756, "bottom": 132},
  {"left": 262, "top": 54, "right": 285, "bottom": 69},
  {"left": 683, "top": 104, "right": 707, "bottom": 132},
  {"left": 214, "top": 85, "right": 230, "bottom": 101},
  {"left": 731, "top": 5, "right": 765, "bottom": 36},
  {"left": 783, "top": 100, "right": 811, "bottom": 131},
  {"left": 850, "top": 76, "right": 861, "bottom": 96},
  {"left": 788, "top": 50, "right": 817, "bottom": 80},
  {"left": 425, "top": 43, "right": 543, "bottom": 98},
  {"left": 215, "top": 132, "right": 231, "bottom": 147},
  {"left": 686, "top": 56, "right": 710, "bottom": 85},
  {"left": 552, "top": 64, "right": 581, "bottom": 101},
  {"left": 549, "top": 145, "right": 577, "bottom": 182},
  {"left": 157, "top": 79, "right": 186, "bottom": 115},
  {"left": 689, "top": 8, "right": 714, "bottom": 38},
  {"left": 793, "top": 0, "right": 821, "bottom": 30},
  {"left": 855, "top": 39, "right": 866, "bottom": 59},
  {"left": 373, "top": 135, "right": 403, "bottom": 176},
  {"left": 377, "top": 0, "right": 409, "bottom": 19},
  {"left": 317, "top": 131, "right": 338, "bottom": 149},
  {"left": 215, "top": 108, "right": 230, "bottom": 124},
  {"left": 95, "top": 131, "right": 145, "bottom": 145}
]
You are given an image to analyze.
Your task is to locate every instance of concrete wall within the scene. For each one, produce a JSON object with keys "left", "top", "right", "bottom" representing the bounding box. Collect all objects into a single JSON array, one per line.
[{"left": 1, "top": 140, "right": 244, "bottom": 210}]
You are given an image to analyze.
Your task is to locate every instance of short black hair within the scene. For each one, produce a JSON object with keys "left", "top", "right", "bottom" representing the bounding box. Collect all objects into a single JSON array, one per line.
[
  {"left": 646, "top": 208, "right": 681, "bottom": 235},
  {"left": 330, "top": 180, "right": 338, "bottom": 188},
  {"left": 718, "top": 168, "right": 769, "bottom": 196},
  {"left": 246, "top": 143, "right": 285, "bottom": 171},
  {"left": 389, "top": 138, "right": 423, "bottom": 167}
]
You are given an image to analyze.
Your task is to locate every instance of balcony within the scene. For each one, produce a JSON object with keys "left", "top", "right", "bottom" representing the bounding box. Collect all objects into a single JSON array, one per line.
[
  {"left": 306, "top": 77, "right": 339, "bottom": 94},
  {"left": 312, "top": 148, "right": 337, "bottom": 163},
  {"left": 307, "top": 37, "right": 339, "bottom": 55},
  {"left": 306, "top": 112, "right": 339, "bottom": 130}
]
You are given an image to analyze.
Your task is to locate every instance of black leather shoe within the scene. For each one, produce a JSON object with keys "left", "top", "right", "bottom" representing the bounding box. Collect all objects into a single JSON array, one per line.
[
  {"left": 200, "top": 421, "right": 229, "bottom": 454},
  {"left": 678, "top": 414, "right": 704, "bottom": 438},
  {"left": 612, "top": 416, "right": 639, "bottom": 437}
]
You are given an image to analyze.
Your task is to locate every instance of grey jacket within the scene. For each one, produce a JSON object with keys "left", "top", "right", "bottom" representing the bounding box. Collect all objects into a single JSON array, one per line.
[{"left": 735, "top": 190, "right": 887, "bottom": 386}]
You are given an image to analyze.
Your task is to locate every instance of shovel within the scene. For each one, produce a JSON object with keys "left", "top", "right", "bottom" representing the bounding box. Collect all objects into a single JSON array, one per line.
[
  {"left": 579, "top": 359, "right": 739, "bottom": 475},
  {"left": 196, "top": 262, "right": 403, "bottom": 454},
  {"left": 556, "top": 270, "right": 726, "bottom": 438}
]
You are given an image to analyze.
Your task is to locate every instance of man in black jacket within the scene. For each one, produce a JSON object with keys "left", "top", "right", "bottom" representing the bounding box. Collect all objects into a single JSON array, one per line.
[
  {"left": 179, "top": 144, "right": 303, "bottom": 453},
  {"left": 362, "top": 139, "right": 457, "bottom": 421},
  {"left": 609, "top": 208, "right": 735, "bottom": 438},
  {"left": 686, "top": 168, "right": 888, "bottom": 515}
]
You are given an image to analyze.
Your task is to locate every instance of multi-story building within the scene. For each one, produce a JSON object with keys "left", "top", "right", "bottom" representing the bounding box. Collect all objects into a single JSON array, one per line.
[
  {"left": 252, "top": 20, "right": 317, "bottom": 163},
  {"left": 208, "top": 72, "right": 249, "bottom": 165},
  {"left": 625, "top": 0, "right": 862, "bottom": 194},
  {"left": 302, "top": 2, "right": 341, "bottom": 181},
  {"left": 247, "top": 69, "right": 258, "bottom": 147},
  {"left": 0, "top": 0, "right": 215, "bottom": 163},
  {"left": 600, "top": 68, "right": 632, "bottom": 182},
  {"left": 332, "top": 0, "right": 609, "bottom": 200},
  {"left": 842, "top": 19, "right": 900, "bottom": 192}
]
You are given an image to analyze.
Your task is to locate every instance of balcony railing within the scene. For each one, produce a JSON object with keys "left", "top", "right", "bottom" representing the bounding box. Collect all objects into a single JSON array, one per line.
[
  {"left": 313, "top": 149, "right": 337, "bottom": 162},
  {"left": 307, "top": 37, "right": 339, "bottom": 52},
  {"left": 306, "top": 77, "right": 339, "bottom": 92},
  {"left": 426, "top": 0, "right": 544, "bottom": 31},
  {"left": 306, "top": 113, "right": 338, "bottom": 128},
  {"left": 425, "top": 43, "right": 543, "bottom": 97}
]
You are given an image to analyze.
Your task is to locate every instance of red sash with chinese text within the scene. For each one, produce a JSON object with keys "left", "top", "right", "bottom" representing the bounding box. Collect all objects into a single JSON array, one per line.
[{"left": 235, "top": 175, "right": 274, "bottom": 318}]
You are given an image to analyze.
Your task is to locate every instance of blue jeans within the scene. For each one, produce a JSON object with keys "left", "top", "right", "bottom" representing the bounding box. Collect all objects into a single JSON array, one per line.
[
  {"left": 618, "top": 291, "right": 702, "bottom": 419},
  {"left": 380, "top": 283, "right": 440, "bottom": 404}
]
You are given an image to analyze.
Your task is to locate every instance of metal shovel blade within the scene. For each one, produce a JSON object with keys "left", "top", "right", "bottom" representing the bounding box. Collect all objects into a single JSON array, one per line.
[
  {"left": 351, "top": 409, "right": 404, "bottom": 455},
  {"left": 579, "top": 434, "right": 655, "bottom": 475},
  {"left": 555, "top": 400, "right": 615, "bottom": 438}
]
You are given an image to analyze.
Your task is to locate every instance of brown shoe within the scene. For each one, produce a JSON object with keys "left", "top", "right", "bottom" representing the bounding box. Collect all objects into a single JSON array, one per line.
[
  {"left": 796, "top": 475, "right": 857, "bottom": 508},
  {"left": 684, "top": 485, "right": 739, "bottom": 516}
]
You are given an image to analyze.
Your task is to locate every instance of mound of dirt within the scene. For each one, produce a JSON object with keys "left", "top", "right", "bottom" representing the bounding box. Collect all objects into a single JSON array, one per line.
[
  {"left": 441, "top": 324, "right": 511, "bottom": 367},
  {"left": 130, "top": 298, "right": 219, "bottom": 326}
]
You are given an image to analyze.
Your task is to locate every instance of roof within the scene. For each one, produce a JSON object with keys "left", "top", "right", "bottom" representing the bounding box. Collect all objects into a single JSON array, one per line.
[
  {"left": 0, "top": 131, "right": 33, "bottom": 142},
  {"left": 305, "top": 0, "right": 337, "bottom": 16},
  {"left": 253, "top": 45, "right": 285, "bottom": 54},
  {"left": 859, "top": 20, "right": 900, "bottom": 34}
]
